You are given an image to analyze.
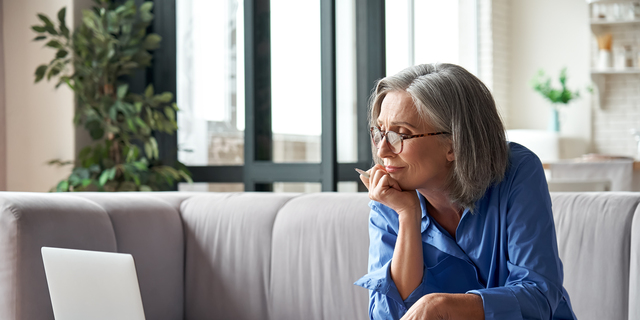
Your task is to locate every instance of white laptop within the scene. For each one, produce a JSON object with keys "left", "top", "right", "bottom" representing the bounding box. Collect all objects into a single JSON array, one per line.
[{"left": 41, "top": 247, "right": 146, "bottom": 320}]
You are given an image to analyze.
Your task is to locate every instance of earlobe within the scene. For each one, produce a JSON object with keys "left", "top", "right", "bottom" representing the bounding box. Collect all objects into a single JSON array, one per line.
[{"left": 446, "top": 148, "right": 455, "bottom": 162}]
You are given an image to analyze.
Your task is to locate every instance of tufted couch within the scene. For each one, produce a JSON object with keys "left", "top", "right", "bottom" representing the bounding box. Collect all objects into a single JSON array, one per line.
[{"left": 0, "top": 191, "right": 639, "bottom": 320}]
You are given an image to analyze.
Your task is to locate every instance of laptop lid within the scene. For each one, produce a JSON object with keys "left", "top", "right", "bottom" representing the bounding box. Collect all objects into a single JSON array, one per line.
[{"left": 41, "top": 247, "right": 146, "bottom": 320}]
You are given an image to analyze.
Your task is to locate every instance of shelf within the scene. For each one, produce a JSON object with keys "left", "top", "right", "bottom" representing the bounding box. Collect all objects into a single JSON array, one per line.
[
  {"left": 591, "top": 69, "right": 640, "bottom": 74},
  {"left": 590, "top": 18, "right": 640, "bottom": 25},
  {"left": 542, "top": 161, "right": 640, "bottom": 171}
]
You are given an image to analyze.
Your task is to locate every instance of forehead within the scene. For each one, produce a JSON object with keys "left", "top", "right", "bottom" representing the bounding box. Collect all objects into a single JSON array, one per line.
[{"left": 378, "top": 91, "right": 421, "bottom": 126}]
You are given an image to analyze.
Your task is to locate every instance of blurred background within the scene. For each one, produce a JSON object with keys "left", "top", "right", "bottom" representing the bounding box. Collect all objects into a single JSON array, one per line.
[{"left": 1, "top": 0, "right": 639, "bottom": 193}]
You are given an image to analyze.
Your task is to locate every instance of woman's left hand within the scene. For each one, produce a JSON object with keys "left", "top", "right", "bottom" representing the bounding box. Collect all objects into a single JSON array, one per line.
[{"left": 401, "top": 293, "right": 484, "bottom": 320}]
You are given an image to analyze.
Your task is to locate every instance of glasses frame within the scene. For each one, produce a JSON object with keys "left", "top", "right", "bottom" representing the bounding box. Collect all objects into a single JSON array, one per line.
[{"left": 370, "top": 126, "right": 450, "bottom": 154}]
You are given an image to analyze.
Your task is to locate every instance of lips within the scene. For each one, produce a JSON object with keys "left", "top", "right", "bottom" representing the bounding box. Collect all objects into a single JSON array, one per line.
[{"left": 384, "top": 166, "right": 404, "bottom": 173}]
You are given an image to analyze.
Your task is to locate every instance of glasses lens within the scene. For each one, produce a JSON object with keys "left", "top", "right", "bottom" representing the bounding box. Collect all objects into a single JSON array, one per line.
[
  {"left": 371, "top": 127, "right": 383, "bottom": 147},
  {"left": 386, "top": 131, "right": 402, "bottom": 153}
]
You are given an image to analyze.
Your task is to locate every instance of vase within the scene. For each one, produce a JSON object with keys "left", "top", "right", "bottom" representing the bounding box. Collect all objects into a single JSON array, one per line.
[{"left": 548, "top": 107, "right": 560, "bottom": 132}]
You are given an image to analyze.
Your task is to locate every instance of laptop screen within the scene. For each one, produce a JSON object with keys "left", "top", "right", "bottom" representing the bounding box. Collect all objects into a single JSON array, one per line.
[{"left": 41, "top": 247, "right": 146, "bottom": 320}]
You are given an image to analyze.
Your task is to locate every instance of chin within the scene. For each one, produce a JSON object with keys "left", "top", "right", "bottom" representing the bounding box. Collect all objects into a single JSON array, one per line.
[{"left": 396, "top": 180, "right": 416, "bottom": 191}]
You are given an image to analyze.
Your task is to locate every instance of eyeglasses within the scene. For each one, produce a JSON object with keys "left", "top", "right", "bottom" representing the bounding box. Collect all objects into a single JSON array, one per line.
[{"left": 370, "top": 126, "right": 450, "bottom": 154}]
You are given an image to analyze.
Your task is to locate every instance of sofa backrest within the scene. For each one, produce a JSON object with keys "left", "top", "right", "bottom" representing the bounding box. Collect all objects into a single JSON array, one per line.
[
  {"left": 551, "top": 192, "right": 640, "bottom": 320},
  {"left": 180, "top": 192, "right": 299, "bottom": 320},
  {"left": 268, "top": 193, "right": 370, "bottom": 320}
]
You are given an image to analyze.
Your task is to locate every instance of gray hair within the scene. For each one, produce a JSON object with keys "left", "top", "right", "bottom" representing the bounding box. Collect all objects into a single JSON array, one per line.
[{"left": 369, "top": 63, "right": 509, "bottom": 210}]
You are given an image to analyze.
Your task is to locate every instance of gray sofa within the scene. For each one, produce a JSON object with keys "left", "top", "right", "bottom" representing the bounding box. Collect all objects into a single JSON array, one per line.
[{"left": 0, "top": 191, "right": 639, "bottom": 320}]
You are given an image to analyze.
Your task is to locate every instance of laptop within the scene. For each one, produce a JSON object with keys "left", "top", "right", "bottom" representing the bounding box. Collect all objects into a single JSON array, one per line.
[{"left": 41, "top": 247, "right": 146, "bottom": 320}]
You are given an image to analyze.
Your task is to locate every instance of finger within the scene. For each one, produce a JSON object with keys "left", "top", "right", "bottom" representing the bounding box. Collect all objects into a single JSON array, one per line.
[
  {"left": 371, "top": 167, "right": 388, "bottom": 190},
  {"left": 359, "top": 174, "right": 370, "bottom": 190},
  {"left": 374, "top": 174, "right": 400, "bottom": 198},
  {"left": 368, "top": 169, "right": 385, "bottom": 201},
  {"left": 368, "top": 167, "right": 384, "bottom": 193},
  {"left": 380, "top": 173, "right": 402, "bottom": 192}
]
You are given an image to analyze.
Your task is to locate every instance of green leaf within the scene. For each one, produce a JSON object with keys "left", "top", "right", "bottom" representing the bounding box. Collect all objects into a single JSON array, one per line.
[
  {"left": 140, "top": 11, "right": 154, "bottom": 23},
  {"left": 57, "top": 7, "right": 69, "bottom": 38},
  {"left": 140, "top": 185, "right": 152, "bottom": 192},
  {"left": 109, "top": 102, "right": 119, "bottom": 121},
  {"left": 132, "top": 51, "right": 153, "bottom": 67},
  {"left": 117, "top": 84, "right": 129, "bottom": 99},
  {"left": 69, "top": 174, "right": 82, "bottom": 186},
  {"left": 34, "top": 65, "right": 48, "bottom": 83},
  {"left": 33, "top": 35, "right": 47, "bottom": 41},
  {"left": 31, "top": 25, "right": 46, "bottom": 33},
  {"left": 45, "top": 40, "right": 63, "bottom": 49},
  {"left": 132, "top": 175, "right": 141, "bottom": 186},
  {"left": 46, "top": 65, "right": 61, "bottom": 80},
  {"left": 156, "top": 92, "right": 173, "bottom": 103},
  {"left": 164, "top": 106, "right": 175, "bottom": 121},
  {"left": 56, "top": 50, "right": 68, "bottom": 58},
  {"left": 139, "top": 2, "right": 154, "bottom": 23},
  {"left": 44, "top": 25, "right": 58, "bottom": 36},
  {"left": 79, "top": 146, "right": 92, "bottom": 159},
  {"left": 144, "top": 84, "right": 154, "bottom": 98},
  {"left": 144, "top": 142, "right": 153, "bottom": 159},
  {"left": 179, "top": 170, "right": 193, "bottom": 184},
  {"left": 56, "top": 180, "right": 69, "bottom": 192},
  {"left": 126, "top": 118, "right": 136, "bottom": 132},
  {"left": 98, "top": 170, "right": 110, "bottom": 186},
  {"left": 140, "top": 2, "right": 154, "bottom": 13},
  {"left": 81, "top": 179, "right": 93, "bottom": 187},
  {"left": 89, "top": 164, "right": 101, "bottom": 173},
  {"left": 108, "top": 167, "right": 117, "bottom": 180},
  {"left": 37, "top": 14, "right": 54, "bottom": 28},
  {"left": 135, "top": 117, "right": 147, "bottom": 128},
  {"left": 82, "top": 10, "right": 97, "bottom": 31},
  {"left": 143, "top": 33, "right": 162, "bottom": 50},
  {"left": 133, "top": 161, "right": 147, "bottom": 170},
  {"left": 149, "top": 136, "right": 159, "bottom": 159},
  {"left": 85, "top": 120, "right": 105, "bottom": 140}
]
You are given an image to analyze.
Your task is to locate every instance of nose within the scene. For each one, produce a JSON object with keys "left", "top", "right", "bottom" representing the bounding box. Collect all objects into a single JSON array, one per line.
[{"left": 376, "top": 136, "right": 396, "bottom": 158}]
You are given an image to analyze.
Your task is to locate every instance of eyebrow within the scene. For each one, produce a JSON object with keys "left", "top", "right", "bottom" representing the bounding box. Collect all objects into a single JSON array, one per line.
[{"left": 376, "top": 121, "right": 418, "bottom": 130}]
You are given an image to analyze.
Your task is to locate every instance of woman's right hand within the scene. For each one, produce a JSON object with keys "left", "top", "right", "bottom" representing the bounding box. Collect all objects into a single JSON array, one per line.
[{"left": 359, "top": 164, "right": 421, "bottom": 220}]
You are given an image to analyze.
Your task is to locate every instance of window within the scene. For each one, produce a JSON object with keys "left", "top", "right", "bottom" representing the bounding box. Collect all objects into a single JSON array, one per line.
[
  {"left": 176, "top": 0, "right": 245, "bottom": 167},
  {"left": 151, "top": 0, "right": 476, "bottom": 192},
  {"left": 386, "top": 0, "right": 478, "bottom": 76}
]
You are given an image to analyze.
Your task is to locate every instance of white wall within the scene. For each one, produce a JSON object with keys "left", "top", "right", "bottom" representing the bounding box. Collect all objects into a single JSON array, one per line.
[
  {"left": 2, "top": 0, "right": 76, "bottom": 191},
  {"left": 507, "top": 0, "right": 592, "bottom": 149}
]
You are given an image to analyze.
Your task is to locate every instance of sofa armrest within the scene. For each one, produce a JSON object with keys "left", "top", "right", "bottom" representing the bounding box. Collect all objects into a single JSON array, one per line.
[{"left": 630, "top": 207, "right": 640, "bottom": 320}]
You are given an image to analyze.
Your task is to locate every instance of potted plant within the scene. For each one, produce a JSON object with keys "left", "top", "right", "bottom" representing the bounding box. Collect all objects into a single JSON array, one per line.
[
  {"left": 32, "top": 0, "right": 191, "bottom": 191},
  {"left": 530, "top": 67, "right": 583, "bottom": 132}
]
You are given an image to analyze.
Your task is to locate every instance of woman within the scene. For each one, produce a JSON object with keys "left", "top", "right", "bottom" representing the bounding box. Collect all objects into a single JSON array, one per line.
[{"left": 354, "top": 63, "right": 576, "bottom": 320}]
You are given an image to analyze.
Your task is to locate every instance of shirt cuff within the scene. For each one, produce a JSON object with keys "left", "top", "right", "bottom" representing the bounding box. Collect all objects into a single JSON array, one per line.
[
  {"left": 355, "top": 260, "right": 427, "bottom": 311},
  {"left": 467, "top": 287, "right": 523, "bottom": 320}
]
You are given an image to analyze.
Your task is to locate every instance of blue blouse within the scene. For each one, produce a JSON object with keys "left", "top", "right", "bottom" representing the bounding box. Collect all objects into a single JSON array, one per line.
[{"left": 354, "top": 143, "right": 576, "bottom": 320}]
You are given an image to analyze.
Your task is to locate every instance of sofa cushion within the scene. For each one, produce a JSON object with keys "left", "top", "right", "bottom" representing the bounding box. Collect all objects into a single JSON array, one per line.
[
  {"left": 0, "top": 192, "right": 117, "bottom": 320},
  {"left": 73, "top": 193, "right": 185, "bottom": 320},
  {"left": 551, "top": 192, "right": 640, "bottom": 320},
  {"left": 269, "top": 193, "right": 371, "bottom": 320},
  {"left": 181, "top": 192, "right": 298, "bottom": 320}
]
